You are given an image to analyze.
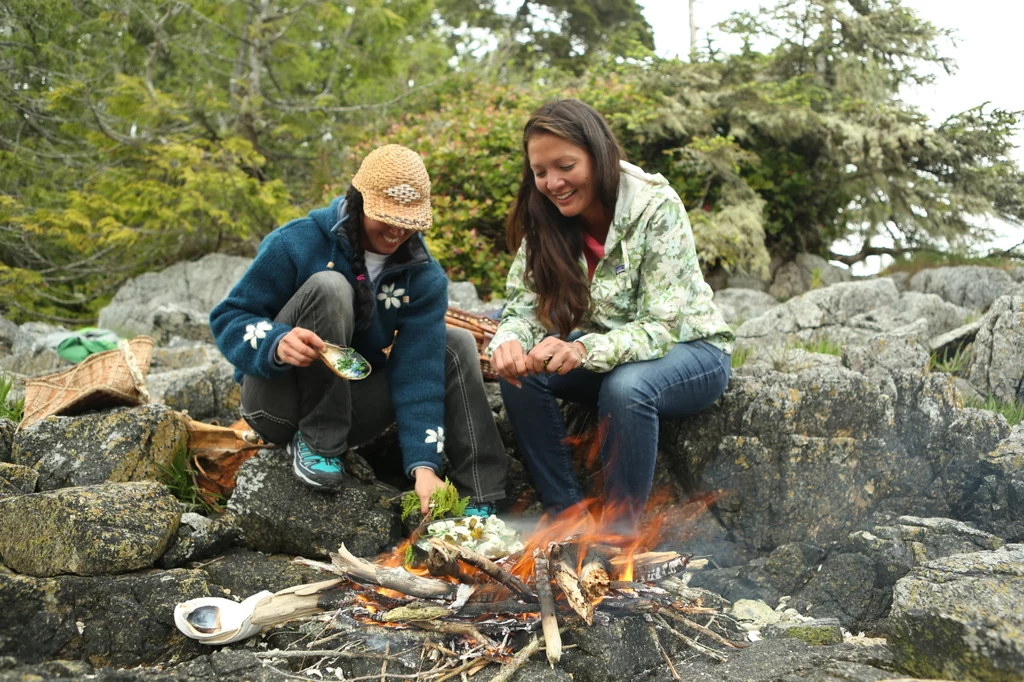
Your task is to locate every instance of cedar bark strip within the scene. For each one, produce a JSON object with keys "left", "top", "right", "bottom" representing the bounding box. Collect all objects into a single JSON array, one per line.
[
  {"left": 549, "top": 543, "right": 594, "bottom": 625},
  {"left": 250, "top": 577, "right": 347, "bottom": 625},
  {"left": 534, "top": 549, "right": 562, "bottom": 666},
  {"left": 427, "top": 538, "right": 537, "bottom": 602},
  {"left": 331, "top": 543, "right": 457, "bottom": 600}
]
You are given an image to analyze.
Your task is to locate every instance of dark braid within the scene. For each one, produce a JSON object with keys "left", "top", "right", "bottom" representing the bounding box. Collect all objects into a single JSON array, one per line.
[{"left": 344, "top": 185, "right": 375, "bottom": 330}]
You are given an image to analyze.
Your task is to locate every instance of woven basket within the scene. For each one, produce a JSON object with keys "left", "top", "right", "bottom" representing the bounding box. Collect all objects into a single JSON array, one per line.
[
  {"left": 20, "top": 336, "right": 155, "bottom": 429},
  {"left": 445, "top": 307, "right": 499, "bottom": 381}
]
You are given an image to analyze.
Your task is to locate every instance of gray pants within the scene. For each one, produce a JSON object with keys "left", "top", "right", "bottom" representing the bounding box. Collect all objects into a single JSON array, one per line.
[{"left": 240, "top": 271, "right": 507, "bottom": 503}]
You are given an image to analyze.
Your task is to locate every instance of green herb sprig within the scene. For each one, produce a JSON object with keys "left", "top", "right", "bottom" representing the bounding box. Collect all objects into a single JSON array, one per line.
[{"left": 401, "top": 478, "right": 469, "bottom": 522}]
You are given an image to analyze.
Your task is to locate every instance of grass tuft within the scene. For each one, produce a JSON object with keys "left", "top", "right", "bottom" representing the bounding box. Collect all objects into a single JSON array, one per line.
[
  {"left": 0, "top": 373, "right": 25, "bottom": 423},
  {"left": 156, "top": 440, "right": 224, "bottom": 513},
  {"left": 965, "top": 395, "right": 1024, "bottom": 427},
  {"left": 930, "top": 346, "right": 972, "bottom": 375},
  {"left": 787, "top": 337, "right": 845, "bottom": 356},
  {"left": 731, "top": 346, "right": 753, "bottom": 369}
]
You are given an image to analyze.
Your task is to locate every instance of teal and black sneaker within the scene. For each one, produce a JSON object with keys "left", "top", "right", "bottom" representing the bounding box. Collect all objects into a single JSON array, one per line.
[
  {"left": 462, "top": 502, "right": 497, "bottom": 518},
  {"left": 288, "top": 431, "right": 345, "bottom": 490}
]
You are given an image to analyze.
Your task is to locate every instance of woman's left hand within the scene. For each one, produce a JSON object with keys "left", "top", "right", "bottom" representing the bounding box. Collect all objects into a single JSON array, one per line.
[
  {"left": 526, "top": 337, "right": 587, "bottom": 375},
  {"left": 413, "top": 467, "right": 446, "bottom": 515}
]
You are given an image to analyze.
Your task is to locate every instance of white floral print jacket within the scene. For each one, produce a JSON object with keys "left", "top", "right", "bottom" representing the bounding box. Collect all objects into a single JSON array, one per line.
[{"left": 487, "top": 161, "right": 734, "bottom": 372}]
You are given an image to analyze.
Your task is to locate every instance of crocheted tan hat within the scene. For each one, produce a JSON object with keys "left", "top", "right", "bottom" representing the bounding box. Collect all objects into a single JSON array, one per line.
[{"left": 352, "top": 144, "right": 432, "bottom": 231}]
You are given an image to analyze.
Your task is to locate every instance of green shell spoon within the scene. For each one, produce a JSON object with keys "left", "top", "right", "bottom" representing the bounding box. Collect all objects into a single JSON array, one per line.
[{"left": 319, "top": 342, "right": 371, "bottom": 380}]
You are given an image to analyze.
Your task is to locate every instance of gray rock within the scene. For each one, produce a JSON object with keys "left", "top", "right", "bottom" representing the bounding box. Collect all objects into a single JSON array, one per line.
[
  {"left": 0, "top": 567, "right": 212, "bottom": 666},
  {"left": 150, "top": 344, "right": 222, "bottom": 374},
  {"left": 842, "top": 323, "right": 931, "bottom": 377},
  {"left": 157, "top": 512, "right": 241, "bottom": 569},
  {"left": 732, "top": 598, "right": 781, "bottom": 625},
  {"left": 713, "top": 288, "right": 780, "bottom": 326},
  {"left": 449, "top": 280, "right": 503, "bottom": 316},
  {"left": 668, "top": 637, "right": 897, "bottom": 682},
  {"left": 10, "top": 322, "right": 65, "bottom": 356},
  {"left": 738, "top": 279, "right": 900, "bottom": 350},
  {"left": 559, "top": 614, "right": 674, "bottom": 682},
  {"left": 889, "top": 543, "right": 1024, "bottom": 680},
  {"left": 736, "top": 347, "right": 844, "bottom": 375},
  {"left": 0, "top": 481, "right": 180, "bottom": 576},
  {"left": 146, "top": 360, "right": 240, "bottom": 423},
  {"left": 955, "top": 424, "right": 1024, "bottom": 542},
  {"left": 150, "top": 304, "right": 215, "bottom": 345},
  {"left": 0, "top": 419, "right": 14, "bottom": 463},
  {"left": 11, "top": 404, "right": 189, "bottom": 491},
  {"left": 97, "top": 253, "right": 252, "bottom": 337},
  {"left": 727, "top": 270, "right": 772, "bottom": 292},
  {"left": 196, "top": 547, "right": 327, "bottom": 596},
  {"left": 0, "top": 347, "right": 69, "bottom": 378},
  {"left": 762, "top": 542, "right": 828, "bottom": 597},
  {"left": 847, "top": 291, "right": 973, "bottom": 339},
  {"left": 0, "top": 463, "right": 37, "bottom": 499},
  {"left": 928, "top": 318, "right": 982, "bottom": 356},
  {"left": 228, "top": 449, "right": 398, "bottom": 558},
  {"left": 769, "top": 254, "right": 852, "bottom": 300},
  {"left": 763, "top": 618, "right": 843, "bottom": 646},
  {"left": 883, "top": 272, "right": 912, "bottom": 292},
  {"left": 792, "top": 516, "right": 1003, "bottom": 630},
  {"left": 908, "top": 265, "right": 1017, "bottom": 310},
  {"left": 966, "top": 290, "right": 1024, "bottom": 404},
  {"left": 662, "top": 357, "right": 1012, "bottom": 555},
  {"left": 0, "top": 315, "right": 20, "bottom": 357}
]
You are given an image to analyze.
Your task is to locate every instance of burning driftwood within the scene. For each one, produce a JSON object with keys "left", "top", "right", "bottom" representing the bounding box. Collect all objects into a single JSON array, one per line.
[{"left": 177, "top": 526, "right": 743, "bottom": 680}]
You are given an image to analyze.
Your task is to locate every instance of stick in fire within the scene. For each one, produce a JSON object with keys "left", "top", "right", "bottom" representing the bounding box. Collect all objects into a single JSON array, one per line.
[{"left": 534, "top": 548, "right": 562, "bottom": 666}]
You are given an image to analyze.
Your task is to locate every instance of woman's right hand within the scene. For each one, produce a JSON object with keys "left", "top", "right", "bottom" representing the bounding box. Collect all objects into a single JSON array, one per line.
[
  {"left": 490, "top": 340, "right": 529, "bottom": 388},
  {"left": 275, "top": 327, "right": 324, "bottom": 367}
]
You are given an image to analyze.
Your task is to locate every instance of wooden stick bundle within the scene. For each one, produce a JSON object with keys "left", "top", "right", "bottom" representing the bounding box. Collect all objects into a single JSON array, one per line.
[{"left": 427, "top": 538, "right": 537, "bottom": 602}]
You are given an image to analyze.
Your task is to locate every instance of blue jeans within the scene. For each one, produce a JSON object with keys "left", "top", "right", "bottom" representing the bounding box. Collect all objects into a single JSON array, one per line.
[{"left": 500, "top": 337, "right": 730, "bottom": 529}]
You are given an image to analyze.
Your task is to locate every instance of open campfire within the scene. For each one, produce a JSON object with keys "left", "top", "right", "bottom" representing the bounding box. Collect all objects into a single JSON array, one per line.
[{"left": 176, "top": 505, "right": 745, "bottom": 680}]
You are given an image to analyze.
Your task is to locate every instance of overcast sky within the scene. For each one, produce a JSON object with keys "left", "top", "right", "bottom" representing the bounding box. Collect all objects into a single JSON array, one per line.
[
  {"left": 639, "top": 0, "right": 1024, "bottom": 149},
  {"left": 638, "top": 0, "right": 1023, "bottom": 267}
]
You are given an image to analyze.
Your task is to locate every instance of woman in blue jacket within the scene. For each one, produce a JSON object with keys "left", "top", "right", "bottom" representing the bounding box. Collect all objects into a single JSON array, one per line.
[{"left": 210, "top": 145, "right": 506, "bottom": 514}]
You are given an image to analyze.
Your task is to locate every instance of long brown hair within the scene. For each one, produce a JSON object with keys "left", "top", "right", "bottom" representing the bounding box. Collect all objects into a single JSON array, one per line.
[{"left": 507, "top": 99, "right": 624, "bottom": 337}]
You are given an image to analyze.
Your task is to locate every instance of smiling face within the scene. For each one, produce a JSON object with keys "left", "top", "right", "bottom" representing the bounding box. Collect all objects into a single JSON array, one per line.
[
  {"left": 361, "top": 215, "right": 415, "bottom": 255},
  {"left": 527, "top": 132, "right": 604, "bottom": 228}
]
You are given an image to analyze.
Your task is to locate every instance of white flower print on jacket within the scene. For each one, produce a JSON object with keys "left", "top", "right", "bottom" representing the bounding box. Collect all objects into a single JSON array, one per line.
[
  {"left": 424, "top": 427, "right": 445, "bottom": 454},
  {"left": 378, "top": 282, "right": 405, "bottom": 309},
  {"left": 243, "top": 320, "right": 273, "bottom": 349}
]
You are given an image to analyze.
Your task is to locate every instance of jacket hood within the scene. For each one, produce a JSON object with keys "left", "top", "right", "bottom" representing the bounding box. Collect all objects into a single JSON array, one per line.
[{"left": 614, "top": 160, "right": 670, "bottom": 226}]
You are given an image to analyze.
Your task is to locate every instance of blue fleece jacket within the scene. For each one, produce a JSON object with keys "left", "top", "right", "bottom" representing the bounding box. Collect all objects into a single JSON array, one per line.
[{"left": 209, "top": 197, "right": 449, "bottom": 477}]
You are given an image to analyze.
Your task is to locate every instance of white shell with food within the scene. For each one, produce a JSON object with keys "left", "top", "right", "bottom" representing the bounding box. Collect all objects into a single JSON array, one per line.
[
  {"left": 173, "top": 590, "right": 273, "bottom": 645},
  {"left": 319, "top": 342, "right": 371, "bottom": 380},
  {"left": 418, "top": 515, "right": 524, "bottom": 559}
]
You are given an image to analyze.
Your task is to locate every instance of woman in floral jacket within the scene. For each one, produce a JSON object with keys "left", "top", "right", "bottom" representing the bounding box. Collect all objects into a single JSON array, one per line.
[
  {"left": 211, "top": 145, "right": 506, "bottom": 515},
  {"left": 488, "top": 100, "right": 733, "bottom": 531}
]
